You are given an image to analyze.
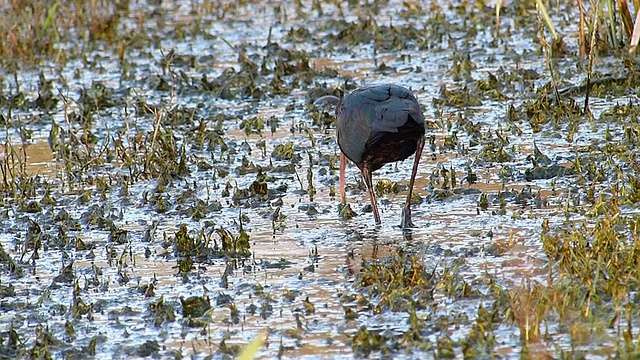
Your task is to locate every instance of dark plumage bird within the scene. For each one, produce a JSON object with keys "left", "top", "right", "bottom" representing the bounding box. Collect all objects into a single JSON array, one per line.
[{"left": 315, "top": 84, "right": 426, "bottom": 228}]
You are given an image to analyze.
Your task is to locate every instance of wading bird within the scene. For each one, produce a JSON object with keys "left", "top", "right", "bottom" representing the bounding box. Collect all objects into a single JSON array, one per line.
[{"left": 315, "top": 84, "right": 426, "bottom": 228}]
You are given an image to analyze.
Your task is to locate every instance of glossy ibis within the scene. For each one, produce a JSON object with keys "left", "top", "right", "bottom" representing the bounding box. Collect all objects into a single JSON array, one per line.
[{"left": 315, "top": 84, "right": 426, "bottom": 228}]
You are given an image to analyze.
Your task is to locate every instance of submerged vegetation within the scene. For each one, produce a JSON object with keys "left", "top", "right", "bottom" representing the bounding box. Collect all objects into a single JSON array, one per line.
[{"left": 2, "top": 0, "right": 640, "bottom": 358}]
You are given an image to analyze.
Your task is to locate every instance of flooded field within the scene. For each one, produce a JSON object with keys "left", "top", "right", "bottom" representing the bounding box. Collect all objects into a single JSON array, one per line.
[{"left": 2, "top": 0, "right": 640, "bottom": 358}]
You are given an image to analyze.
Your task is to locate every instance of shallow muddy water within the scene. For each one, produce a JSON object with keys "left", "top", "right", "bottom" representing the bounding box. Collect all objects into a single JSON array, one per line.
[{"left": 2, "top": 0, "right": 640, "bottom": 359}]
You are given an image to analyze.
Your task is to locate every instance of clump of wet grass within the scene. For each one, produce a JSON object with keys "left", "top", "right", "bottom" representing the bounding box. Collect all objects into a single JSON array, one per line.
[
  {"left": 320, "top": 17, "right": 429, "bottom": 52},
  {"left": 434, "top": 85, "right": 483, "bottom": 107},
  {"left": 355, "top": 248, "right": 435, "bottom": 310},
  {"left": 375, "top": 179, "right": 398, "bottom": 196},
  {"left": 148, "top": 296, "right": 176, "bottom": 327},
  {"left": 215, "top": 225, "right": 251, "bottom": 258},
  {"left": 180, "top": 294, "right": 211, "bottom": 323},
  {"left": 166, "top": 222, "right": 251, "bottom": 263},
  {"left": 338, "top": 203, "right": 357, "bottom": 220},
  {"left": 342, "top": 248, "right": 437, "bottom": 356},
  {"left": 231, "top": 170, "right": 286, "bottom": 205},
  {"left": 272, "top": 142, "right": 297, "bottom": 161},
  {"left": 198, "top": 40, "right": 332, "bottom": 100},
  {"left": 489, "top": 207, "right": 640, "bottom": 354}
]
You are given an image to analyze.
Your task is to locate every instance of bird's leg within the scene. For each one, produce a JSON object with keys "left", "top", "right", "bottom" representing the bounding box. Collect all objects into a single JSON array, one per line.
[
  {"left": 401, "top": 136, "right": 426, "bottom": 229},
  {"left": 362, "top": 166, "right": 381, "bottom": 225},
  {"left": 340, "top": 153, "right": 346, "bottom": 204}
]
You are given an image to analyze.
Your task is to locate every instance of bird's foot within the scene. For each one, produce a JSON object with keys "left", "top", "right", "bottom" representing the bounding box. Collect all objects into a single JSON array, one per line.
[{"left": 400, "top": 207, "right": 415, "bottom": 229}]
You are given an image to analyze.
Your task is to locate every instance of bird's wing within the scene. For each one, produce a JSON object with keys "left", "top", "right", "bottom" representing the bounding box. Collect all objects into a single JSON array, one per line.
[
  {"left": 337, "top": 95, "right": 372, "bottom": 165},
  {"left": 371, "top": 85, "right": 425, "bottom": 133}
]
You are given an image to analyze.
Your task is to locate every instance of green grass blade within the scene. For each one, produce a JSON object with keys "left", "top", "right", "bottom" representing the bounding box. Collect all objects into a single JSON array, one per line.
[{"left": 535, "top": 0, "right": 558, "bottom": 40}]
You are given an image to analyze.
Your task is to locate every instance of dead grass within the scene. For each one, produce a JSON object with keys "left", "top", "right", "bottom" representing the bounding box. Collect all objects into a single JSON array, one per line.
[{"left": 0, "top": 0, "right": 127, "bottom": 65}]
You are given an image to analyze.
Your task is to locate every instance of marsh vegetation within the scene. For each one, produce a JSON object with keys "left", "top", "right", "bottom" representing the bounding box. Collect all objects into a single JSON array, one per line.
[{"left": 2, "top": 0, "right": 640, "bottom": 358}]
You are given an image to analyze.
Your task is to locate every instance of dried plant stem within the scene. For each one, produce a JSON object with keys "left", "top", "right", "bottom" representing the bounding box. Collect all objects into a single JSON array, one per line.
[
  {"left": 495, "top": 0, "right": 502, "bottom": 41},
  {"left": 578, "top": 0, "right": 586, "bottom": 56},
  {"left": 585, "top": 0, "right": 601, "bottom": 115},
  {"left": 536, "top": 4, "right": 561, "bottom": 105}
]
